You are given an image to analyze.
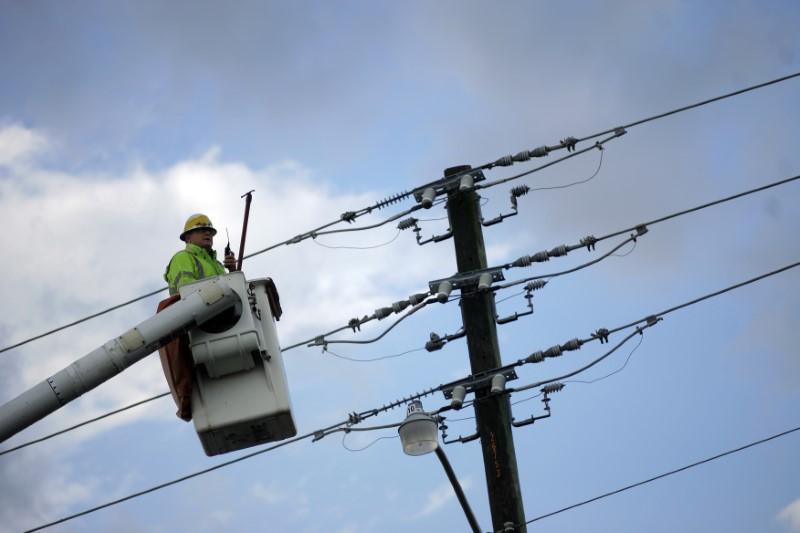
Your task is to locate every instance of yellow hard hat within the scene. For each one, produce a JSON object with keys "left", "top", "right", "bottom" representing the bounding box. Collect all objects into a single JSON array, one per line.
[{"left": 180, "top": 213, "right": 217, "bottom": 241}]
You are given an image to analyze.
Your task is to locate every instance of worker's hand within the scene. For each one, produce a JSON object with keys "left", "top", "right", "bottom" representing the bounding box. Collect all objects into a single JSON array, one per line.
[{"left": 224, "top": 252, "right": 237, "bottom": 272}]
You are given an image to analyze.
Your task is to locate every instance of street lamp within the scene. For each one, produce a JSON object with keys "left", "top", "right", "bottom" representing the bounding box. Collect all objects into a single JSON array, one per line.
[{"left": 398, "top": 401, "right": 482, "bottom": 533}]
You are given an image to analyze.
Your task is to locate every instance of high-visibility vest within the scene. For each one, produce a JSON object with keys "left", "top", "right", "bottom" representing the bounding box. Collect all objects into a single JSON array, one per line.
[{"left": 164, "top": 243, "right": 227, "bottom": 295}]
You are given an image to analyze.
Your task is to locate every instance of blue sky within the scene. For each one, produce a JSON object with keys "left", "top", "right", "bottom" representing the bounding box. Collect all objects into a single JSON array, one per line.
[{"left": 1, "top": 2, "right": 799, "bottom": 532}]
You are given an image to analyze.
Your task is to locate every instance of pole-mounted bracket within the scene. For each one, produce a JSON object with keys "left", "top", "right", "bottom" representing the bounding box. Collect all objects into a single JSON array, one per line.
[
  {"left": 428, "top": 268, "right": 506, "bottom": 295},
  {"left": 411, "top": 169, "right": 487, "bottom": 206},
  {"left": 442, "top": 368, "right": 518, "bottom": 399}
]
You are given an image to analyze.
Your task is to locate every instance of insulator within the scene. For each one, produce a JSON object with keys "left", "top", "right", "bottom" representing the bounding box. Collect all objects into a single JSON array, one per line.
[
  {"left": 436, "top": 280, "right": 452, "bottom": 303},
  {"left": 510, "top": 185, "right": 530, "bottom": 198},
  {"left": 525, "top": 351, "right": 544, "bottom": 363},
  {"left": 543, "top": 344, "right": 563, "bottom": 358},
  {"left": 391, "top": 300, "right": 410, "bottom": 314},
  {"left": 459, "top": 174, "right": 474, "bottom": 191},
  {"left": 549, "top": 245, "right": 568, "bottom": 257},
  {"left": 374, "top": 191, "right": 411, "bottom": 210},
  {"left": 511, "top": 255, "right": 531, "bottom": 268},
  {"left": 397, "top": 217, "right": 419, "bottom": 230},
  {"left": 530, "top": 145, "right": 549, "bottom": 157},
  {"left": 541, "top": 382, "right": 564, "bottom": 394},
  {"left": 490, "top": 374, "right": 506, "bottom": 393},
  {"left": 496, "top": 313, "right": 519, "bottom": 325},
  {"left": 374, "top": 307, "right": 393, "bottom": 320},
  {"left": 408, "top": 292, "right": 428, "bottom": 305},
  {"left": 494, "top": 155, "right": 513, "bottom": 167},
  {"left": 525, "top": 280, "right": 547, "bottom": 292},
  {"left": 512, "top": 151, "right": 531, "bottom": 162},
  {"left": 420, "top": 187, "right": 436, "bottom": 208},
  {"left": 451, "top": 385, "right": 466, "bottom": 408},
  {"left": 531, "top": 251, "right": 550, "bottom": 263},
  {"left": 477, "top": 273, "right": 493, "bottom": 291},
  {"left": 561, "top": 338, "right": 582, "bottom": 351}
]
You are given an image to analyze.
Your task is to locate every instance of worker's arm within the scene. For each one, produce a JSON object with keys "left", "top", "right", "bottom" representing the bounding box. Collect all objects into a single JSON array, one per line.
[{"left": 164, "top": 252, "right": 199, "bottom": 294}]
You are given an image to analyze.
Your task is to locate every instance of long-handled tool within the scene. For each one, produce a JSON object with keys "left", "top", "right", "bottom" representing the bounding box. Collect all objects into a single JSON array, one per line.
[{"left": 237, "top": 190, "right": 255, "bottom": 271}]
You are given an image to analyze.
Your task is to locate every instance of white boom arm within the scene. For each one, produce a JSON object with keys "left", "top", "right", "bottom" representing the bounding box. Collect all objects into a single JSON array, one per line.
[{"left": 0, "top": 278, "right": 237, "bottom": 443}]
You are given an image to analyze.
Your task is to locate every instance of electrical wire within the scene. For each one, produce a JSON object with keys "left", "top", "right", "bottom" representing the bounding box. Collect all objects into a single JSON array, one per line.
[
  {"left": 611, "top": 239, "right": 637, "bottom": 258},
  {"left": 7, "top": 260, "right": 798, "bottom": 460},
  {"left": 475, "top": 132, "right": 621, "bottom": 191},
  {"left": 312, "top": 229, "right": 401, "bottom": 250},
  {"left": 486, "top": 172, "right": 800, "bottom": 291},
  {"left": 314, "top": 298, "right": 437, "bottom": 347},
  {"left": 495, "top": 234, "right": 637, "bottom": 291},
  {"left": 448, "top": 259, "right": 800, "bottom": 397},
  {"left": 503, "top": 424, "right": 800, "bottom": 530},
  {"left": 5, "top": 71, "right": 798, "bottom": 356},
  {"left": 606, "top": 261, "right": 800, "bottom": 336},
  {"left": 577, "top": 71, "right": 800, "bottom": 144},
  {"left": 510, "top": 325, "right": 655, "bottom": 395},
  {"left": 526, "top": 146, "right": 604, "bottom": 193},
  {"left": 24, "top": 418, "right": 351, "bottom": 533},
  {"left": 0, "top": 288, "right": 167, "bottom": 355},
  {"left": 17, "top": 260, "right": 800, "bottom": 530},
  {"left": 0, "top": 393, "right": 171, "bottom": 457},
  {"left": 565, "top": 334, "right": 644, "bottom": 385},
  {"left": 594, "top": 174, "right": 800, "bottom": 244},
  {"left": 324, "top": 346, "right": 425, "bottom": 363},
  {"left": 341, "top": 432, "right": 399, "bottom": 452}
]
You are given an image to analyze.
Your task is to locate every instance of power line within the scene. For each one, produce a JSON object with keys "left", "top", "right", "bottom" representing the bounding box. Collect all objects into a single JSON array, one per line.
[
  {"left": 508, "top": 424, "right": 800, "bottom": 530},
  {"left": 524, "top": 145, "right": 604, "bottom": 194},
  {"left": 7, "top": 259, "right": 798, "bottom": 458},
  {"left": 4, "top": 72, "right": 798, "bottom": 356},
  {"left": 475, "top": 131, "right": 621, "bottom": 191},
  {"left": 594, "top": 173, "right": 800, "bottom": 244},
  {"left": 323, "top": 346, "right": 425, "bottom": 363},
  {"left": 23, "top": 420, "right": 349, "bottom": 533},
  {"left": 577, "top": 71, "right": 800, "bottom": 144},
  {"left": 312, "top": 229, "right": 401, "bottom": 250},
  {"left": 489, "top": 172, "right": 800, "bottom": 290},
  {"left": 0, "top": 393, "right": 170, "bottom": 457},
  {"left": 565, "top": 334, "right": 644, "bottom": 385},
  {"left": 14, "top": 260, "right": 800, "bottom": 530}
]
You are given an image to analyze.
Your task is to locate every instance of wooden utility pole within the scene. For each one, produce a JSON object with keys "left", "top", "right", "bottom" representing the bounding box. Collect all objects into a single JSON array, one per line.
[{"left": 444, "top": 165, "right": 527, "bottom": 532}]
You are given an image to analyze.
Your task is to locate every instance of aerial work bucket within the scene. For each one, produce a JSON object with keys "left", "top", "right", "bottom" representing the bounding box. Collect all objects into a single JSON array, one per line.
[{"left": 178, "top": 272, "right": 296, "bottom": 456}]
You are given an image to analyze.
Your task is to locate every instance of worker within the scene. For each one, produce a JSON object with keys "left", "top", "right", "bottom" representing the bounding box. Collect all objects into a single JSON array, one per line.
[
  {"left": 159, "top": 213, "right": 237, "bottom": 421},
  {"left": 164, "top": 213, "right": 237, "bottom": 294}
]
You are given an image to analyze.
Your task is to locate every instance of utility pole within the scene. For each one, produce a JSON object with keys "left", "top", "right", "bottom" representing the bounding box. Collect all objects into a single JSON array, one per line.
[{"left": 445, "top": 165, "right": 527, "bottom": 532}]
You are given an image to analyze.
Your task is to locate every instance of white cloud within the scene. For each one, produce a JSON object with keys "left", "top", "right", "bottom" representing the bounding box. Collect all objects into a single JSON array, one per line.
[
  {"left": 779, "top": 498, "right": 800, "bottom": 531},
  {"left": 0, "top": 123, "right": 47, "bottom": 168}
]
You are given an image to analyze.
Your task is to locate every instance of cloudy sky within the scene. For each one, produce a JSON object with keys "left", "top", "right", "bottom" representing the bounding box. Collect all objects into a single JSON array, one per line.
[{"left": 1, "top": 1, "right": 799, "bottom": 532}]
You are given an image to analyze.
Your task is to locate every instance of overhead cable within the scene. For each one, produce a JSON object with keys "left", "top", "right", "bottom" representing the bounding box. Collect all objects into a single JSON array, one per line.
[
  {"left": 593, "top": 173, "right": 800, "bottom": 244},
  {"left": 5, "top": 72, "right": 798, "bottom": 355},
  {"left": 7, "top": 260, "right": 798, "bottom": 458},
  {"left": 23, "top": 418, "right": 352, "bottom": 533},
  {"left": 0, "top": 392, "right": 170, "bottom": 457},
  {"left": 576, "top": 71, "right": 800, "bottom": 144},
  {"left": 15, "top": 262, "right": 800, "bottom": 530},
  {"left": 495, "top": 424, "right": 800, "bottom": 531},
  {"left": 471, "top": 172, "right": 800, "bottom": 292},
  {"left": 475, "top": 131, "right": 623, "bottom": 191}
]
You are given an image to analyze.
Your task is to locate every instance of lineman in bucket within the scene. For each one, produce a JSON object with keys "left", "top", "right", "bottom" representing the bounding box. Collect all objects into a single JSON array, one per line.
[
  {"left": 160, "top": 213, "right": 237, "bottom": 420},
  {"left": 164, "top": 213, "right": 237, "bottom": 294}
]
